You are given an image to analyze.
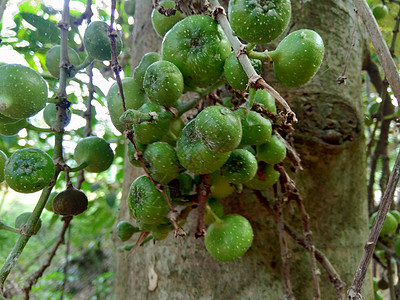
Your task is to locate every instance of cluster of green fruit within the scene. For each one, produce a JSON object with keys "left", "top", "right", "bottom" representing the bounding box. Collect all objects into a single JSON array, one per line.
[{"left": 115, "top": 0, "right": 324, "bottom": 262}]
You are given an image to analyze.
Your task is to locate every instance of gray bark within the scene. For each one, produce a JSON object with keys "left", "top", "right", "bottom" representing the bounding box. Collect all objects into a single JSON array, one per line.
[{"left": 115, "top": 1, "right": 372, "bottom": 299}]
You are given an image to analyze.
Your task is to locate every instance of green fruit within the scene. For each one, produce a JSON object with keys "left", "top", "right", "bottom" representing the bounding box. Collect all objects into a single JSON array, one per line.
[
  {"left": 0, "top": 64, "right": 48, "bottom": 119},
  {"left": 143, "top": 141, "right": 179, "bottom": 184},
  {"left": 256, "top": 135, "right": 286, "bottom": 164},
  {"left": 15, "top": 212, "right": 41, "bottom": 234},
  {"left": 151, "top": 0, "right": 185, "bottom": 37},
  {"left": 151, "top": 223, "right": 173, "bottom": 240},
  {"left": 204, "top": 198, "right": 224, "bottom": 225},
  {"left": 133, "top": 102, "right": 171, "bottom": 144},
  {"left": 52, "top": 188, "right": 88, "bottom": 216},
  {"left": 210, "top": 171, "right": 235, "bottom": 199},
  {"left": 124, "top": 0, "right": 136, "bottom": 16},
  {"left": 127, "top": 175, "right": 170, "bottom": 224},
  {"left": 389, "top": 210, "right": 400, "bottom": 223},
  {"left": 134, "top": 52, "right": 161, "bottom": 88},
  {"left": 162, "top": 15, "right": 231, "bottom": 88},
  {"left": 195, "top": 106, "right": 242, "bottom": 153},
  {"left": 43, "top": 103, "right": 71, "bottom": 128},
  {"left": 45, "top": 45, "right": 81, "bottom": 78},
  {"left": 221, "top": 149, "right": 258, "bottom": 184},
  {"left": 106, "top": 77, "right": 148, "bottom": 133},
  {"left": 240, "top": 111, "right": 272, "bottom": 146},
  {"left": 228, "top": 0, "right": 291, "bottom": 44},
  {"left": 205, "top": 214, "right": 253, "bottom": 261},
  {"left": 254, "top": 89, "right": 276, "bottom": 114},
  {"left": 83, "top": 21, "right": 122, "bottom": 61},
  {"left": 374, "top": 292, "right": 384, "bottom": 300},
  {"left": 74, "top": 136, "right": 114, "bottom": 173},
  {"left": 372, "top": 4, "right": 388, "bottom": 20},
  {"left": 223, "top": 52, "right": 262, "bottom": 90},
  {"left": 0, "top": 150, "right": 7, "bottom": 183},
  {"left": 143, "top": 60, "right": 184, "bottom": 107},
  {"left": 244, "top": 162, "right": 280, "bottom": 190},
  {"left": 116, "top": 221, "right": 138, "bottom": 241},
  {"left": 45, "top": 192, "right": 58, "bottom": 212},
  {"left": 176, "top": 120, "right": 231, "bottom": 174},
  {"left": 161, "top": 117, "right": 185, "bottom": 146},
  {"left": 373, "top": 277, "right": 379, "bottom": 292},
  {"left": 269, "top": 29, "right": 324, "bottom": 87},
  {"left": 5, "top": 148, "right": 54, "bottom": 193},
  {"left": 127, "top": 140, "right": 147, "bottom": 167},
  {"left": 0, "top": 112, "right": 20, "bottom": 125},
  {"left": 369, "top": 211, "right": 398, "bottom": 235},
  {"left": 0, "top": 119, "right": 28, "bottom": 136}
]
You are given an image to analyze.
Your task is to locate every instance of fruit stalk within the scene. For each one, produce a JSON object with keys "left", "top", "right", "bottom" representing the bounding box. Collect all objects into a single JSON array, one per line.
[
  {"left": 0, "top": 220, "right": 20, "bottom": 234},
  {"left": 195, "top": 174, "right": 210, "bottom": 238},
  {"left": 209, "top": 0, "right": 296, "bottom": 122}
]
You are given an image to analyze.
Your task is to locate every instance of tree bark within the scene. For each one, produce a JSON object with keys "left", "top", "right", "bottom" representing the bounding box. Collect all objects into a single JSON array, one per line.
[{"left": 115, "top": 1, "right": 372, "bottom": 299}]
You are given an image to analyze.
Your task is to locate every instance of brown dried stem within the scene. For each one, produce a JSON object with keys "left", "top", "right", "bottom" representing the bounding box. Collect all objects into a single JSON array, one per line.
[{"left": 195, "top": 174, "right": 210, "bottom": 238}]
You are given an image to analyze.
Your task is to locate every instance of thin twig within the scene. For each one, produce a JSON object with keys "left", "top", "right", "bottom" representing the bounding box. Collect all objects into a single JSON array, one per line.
[
  {"left": 195, "top": 174, "right": 210, "bottom": 238},
  {"left": 72, "top": 0, "right": 93, "bottom": 26},
  {"left": 348, "top": 149, "right": 400, "bottom": 299},
  {"left": 22, "top": 217, "right": 72, "bottom": 300},
  {"left": 60, "top": 225, "right": 71, "bottom": 300}
]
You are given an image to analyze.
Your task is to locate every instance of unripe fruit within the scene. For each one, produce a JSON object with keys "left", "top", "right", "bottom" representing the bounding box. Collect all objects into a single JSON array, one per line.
[
  {"left": 134, "top": 52, "right": 161, "bottom": 88},
  {"left": 116, "top": 221, "right": 139, "bottom": 241},
  {"left": 45, "top": 45, "right": 81, "bottom": 79},
  {"left": 151, "top": 0, "right": 185, "bottom": 37},
  {"left": 254, "top": 89, "right": 277, "bottom": 114},
  {"left": 210, "top": 171, "right": 235, "bottom": 199},
  {"left": 372, "top": 4, "right": 388, "bottom": 20},
  {"left": 221, "top": 149, "right": 258, "bottom": 184},
  {"left": 256, "top": 135, "right": 286, "bottom": 165},
  {"left": 205, "top": 214, "right": 253, "bottom": 262},
  {"left": 52, "top": 188, "right": 89, "bottom": 216},
  {"left": 244, "top": 162, "right": 280, "bottom": 190},
  {"left": 83, "top": 21, "right": 122, "bottom": 61},
  {"left": 239, "top": 111, "right": 272, "bottom": 146},
  {"left": 127, "top": 175, "right": 170, "bottom": 224},
  {"left": 5, "top": 148, "right": 54, "bottom": 193},
  {"left": 0, "top": 64, "right": 48, "bottom": 119},
  {"left": 15, "top": 212, "right": 42, "bottom": 234},
  {"left": 369, "top": 211, "right": 398, "bottom": 236},
  {"left": 228, "top": 0, "right": 291, "bottom": 44},
  {"left": 0, "top": 119, "right": 28, "bottom": 136},
  {"left": 43, "top": 103, "right": 71, "bottom": 128},
  {"left": 74, "top": 136, "right": 114, "bottom": 173},
  {"left": 45, "top": 192, "right": 58, "bottom": 212},
  {"left": 269, "top": 29, "right": 324, "bottom": 87},
  {"left": 124, "top": 0, "right": 136, "bottom": 16}
]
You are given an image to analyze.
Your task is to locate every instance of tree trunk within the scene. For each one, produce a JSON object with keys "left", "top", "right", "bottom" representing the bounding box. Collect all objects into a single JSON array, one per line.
[{"left": 115, "top": 1, "right": 372, "bottom": 299}]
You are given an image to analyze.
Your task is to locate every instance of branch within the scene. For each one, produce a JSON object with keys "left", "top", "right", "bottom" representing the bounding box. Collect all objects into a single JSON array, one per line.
[
  {"left": 348, "top": 149, "right": 400, "bottom": 299},
  {"left": 352, "top": 0, "right": 400, "bottom": 105}
]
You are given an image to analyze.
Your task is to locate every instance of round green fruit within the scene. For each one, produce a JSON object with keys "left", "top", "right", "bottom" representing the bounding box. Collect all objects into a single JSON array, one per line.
[
  {"left": 127, "top": 140, "right": 147, "bottom": 167},
  {"left": 134, "top": 52, "right": 161, "bottom": 88},
  {"left": 0, "top": 112, "right": 20, "bottom": 125},
  {"left": 176, "top": 120, "right": 231, "bottom": 174},
  {"left": 151, "top": 224, "right": 172, "bottom": 240},
  {"left": 0, "top": 150, "right": 7, "bottom": 183},
  {"left": 204, "top": 198, "right": 224, "bottom": 225},
  {"left": 240, "top": 111, "right": 272, "bottom": 146},
  {"left": 45, "top": 192, "right": 58, "bottom": 212},
  {"left": 0, "top": 119, "right": 28, "bottom": 136},
  {"left": 369, "top": 211, "right": 398, "bottom": 236},
  {"left": 256, "top": 135, "right": 286, "bottom": 165},
  {"left": 373, "top": 277, "right": 379, "bottom": 292},
  {"left": 221, "top": 149, "right": 258, "bottom": 184},
  {"left": 223, "top": 52, "right": 262, "bottom": 90},
  {"left": 389, "top": 210, "right": 400, "bottom": 223},
  {"left": 374, "top": 292, "right": 384, "bottom": 300},
  {"left": 74, "top": 136, "right": 114, "bottom": 173},
  {"left": 372, "top": 4, "right": 388, "bottom": 20},
  {"left": 210, "top": 171, "right": 235, "bottom": 199},
  {"left": 83, "top": 21, "right": 122, "bottom": 61},
  {"left": 52, "top": 188, "right": 88, "bottom": 216},
  {"left": 143, "top": 60, "right": 184, "bottom": 106},
  {"left": 45, "top": 45, "right": 81, "bottom": 79},
  {"left": 195, "top": 106, "right": 243, "bottom": 153},
  {"left": 254, "top": 89, "right": 276, "bottom": 114},
  {"left": 106, "top": 77, "right": 148, "bottom": 133},
  {"left": 124, "top": 0, "right": 136, "bottom": 16},
  {"left": 228, "top": 0, "right": 291, "bottom": 44},
  {"left": 127, "top": 175, "right": 170, "bottom": 224},
  {"left": 269, "top": 29, "right": 324, "bottom": 87},
  {"left": 43, "top": 103, "right": 71, "bottom": 128},
  {"left": 143, "top": 141, "right": 179, "bottom": 184},
  {"left": 244, "top": 162, "right": 280, "bottom": 190},
  {"left": 0, "top": 64, "right": 48, "bottom": 119},
  {"left": 161, "top": 117, "right": 185, "bottom": 146},
  {"left": 205, "top": 214, "right": 253, "bottom": 262},
  {"left": 5, "top": 148, "right": 54, "bottom": 193},
  {"left": 151, "top": 0, "right": 185, "bottom": 37},
  {"left": 116, "top": 221, "right": 138, "bottom": 241},
  {"left": 15, "top": 212, "right": 41, "bottom": 234},
  {"left": 162, "top": 15, "right": 231, "bottom": 88},
  {"left": 133, "top": 102, "right": 171, "bottom": 144},
  {"left": 177, "top": 172, "right": 194, "bottom": 195}
]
